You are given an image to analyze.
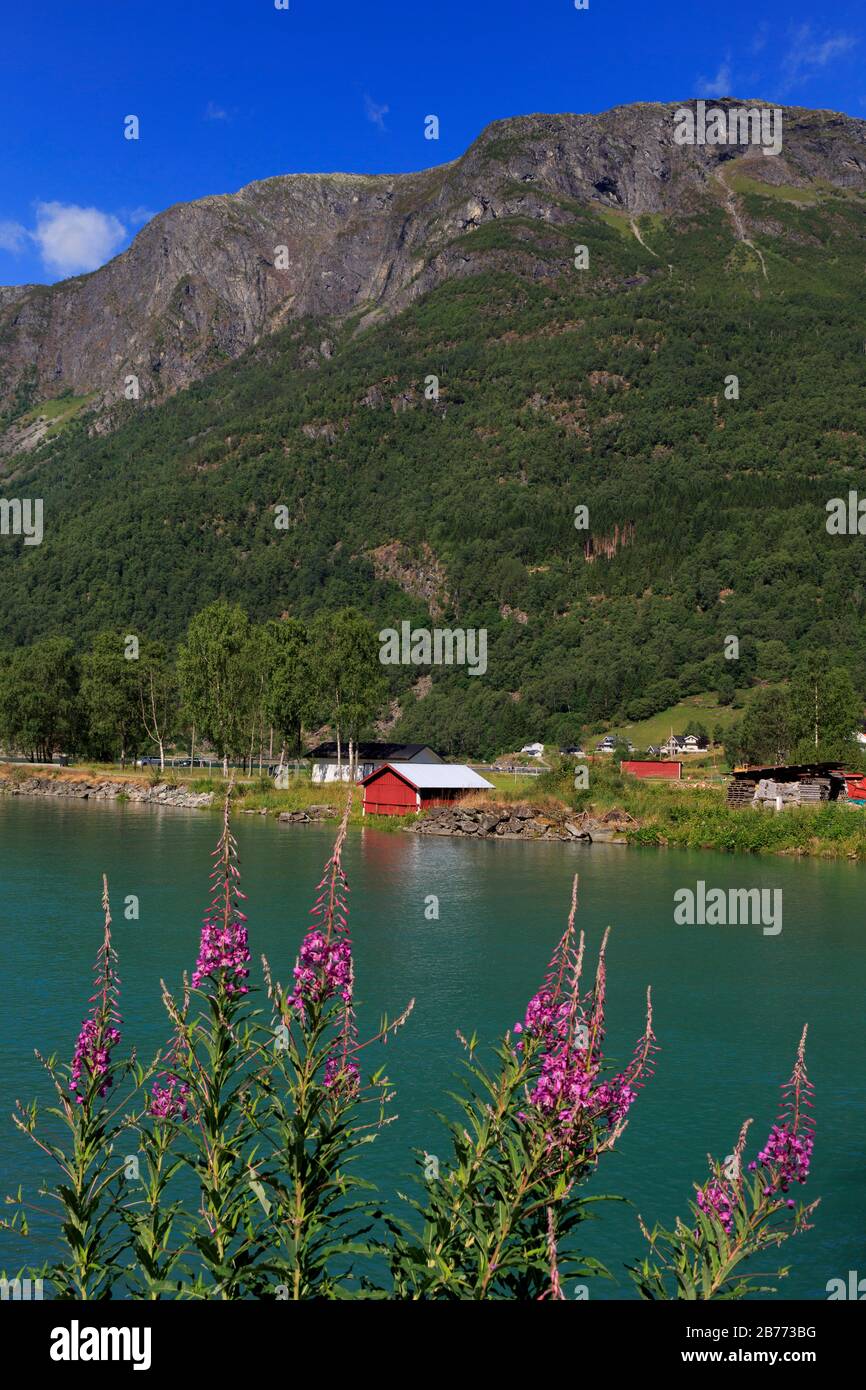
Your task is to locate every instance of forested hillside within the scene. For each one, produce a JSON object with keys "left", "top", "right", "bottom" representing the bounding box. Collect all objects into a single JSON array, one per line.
[{"left": 2, "top": 102, "right": 866, "bottom": 754}]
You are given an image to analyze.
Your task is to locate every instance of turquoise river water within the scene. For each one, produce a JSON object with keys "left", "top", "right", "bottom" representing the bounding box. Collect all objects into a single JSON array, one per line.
[{"left": 0, "top": 795, "right": 863, "bottom": 1299}]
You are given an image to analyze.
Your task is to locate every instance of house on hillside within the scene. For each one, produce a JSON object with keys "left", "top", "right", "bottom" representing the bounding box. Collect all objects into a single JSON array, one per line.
[
  {"left": 520, "top": 742, "right": 545, "bottom": 759},
  {"left": 661, "top": 733, "right": 709, "bottom": 756},
  {"left": 361, "top": 762, "right": 494, "bottom": 816},
  {"left": 306, "top": 741, "right": 443, "bottom": 784},
  {"left": 595, "top": 735, "right": 634, "bottom": 754}
]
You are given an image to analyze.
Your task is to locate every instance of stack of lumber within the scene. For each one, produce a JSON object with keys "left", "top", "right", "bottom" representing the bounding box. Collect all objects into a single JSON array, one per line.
[
  {"left": 750, "top": 777, "right": 830, "bottom": 807},
  {"left": 796, "top": 778, "right": 830, "bottom": 803},
  {"left": 727, "top": 778, "right": 756, "bottom": 806}
]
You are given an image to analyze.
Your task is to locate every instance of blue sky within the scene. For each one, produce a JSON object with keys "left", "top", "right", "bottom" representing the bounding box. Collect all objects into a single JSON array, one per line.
[{"left": 1, "top": 0, "right": 863, "bottom": 285}]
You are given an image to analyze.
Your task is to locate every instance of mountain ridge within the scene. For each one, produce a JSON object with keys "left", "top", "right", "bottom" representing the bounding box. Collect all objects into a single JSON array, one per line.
[{"left": 2, "top": 98, "right": 865, "bottom": 441}]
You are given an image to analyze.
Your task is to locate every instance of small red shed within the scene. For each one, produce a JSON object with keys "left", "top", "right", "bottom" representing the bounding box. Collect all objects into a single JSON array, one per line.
[
  {"left": 621, "top": 760, "right": 682, "bottom": 780},
  {"left": 360, "top": 761, "right": 494, "bottom": 816}
]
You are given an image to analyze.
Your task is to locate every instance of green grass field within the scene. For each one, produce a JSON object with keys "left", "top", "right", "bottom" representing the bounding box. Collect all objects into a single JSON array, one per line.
[
  {"left": 595, "top": 685, "right": 774, "bottom": 751},
  {"left": 726, "top": 172, "right": 820, "bottom": 206},
  {"left": 18, "top": 393, "right": 94, "bottom": 439}
]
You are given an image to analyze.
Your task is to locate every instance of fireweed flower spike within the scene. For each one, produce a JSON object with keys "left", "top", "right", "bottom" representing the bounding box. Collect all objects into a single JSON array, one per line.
[
  {"left": 695, "top": 1117, "right": 751, "bottom": 1236},
  {"left": 70, "top": 875, "right": 122, "bottom": 1104},
  {"left": 324, "top": 955, "right": 361, "bottom": 1099},
  {"left": 149, "top": 1076, "right": 191, "bottom": 1120},
  {"left": 191, "top": 792, "right": 250, "bottom": 996},
  {"left": 148, "top": 976, "right": 194, "bottom": 1120},
  {"left": 694, "top": 1027, "right": 816, "bottom": 1232},
  {"left": 515, "top": 876, "right": 582, "bottom": 1041},
  {"left": 517, "top": 877, "right": 658, "bottom": 1159},
  {"left": 632, "top": 1033, "right": 818, "bottom": 1301},
  {"left": 748, "top": 1024, "right": 815, "bottom": 1197},
  {"left": 287, "top": 799, "right": 353, "bottom": 1022}
]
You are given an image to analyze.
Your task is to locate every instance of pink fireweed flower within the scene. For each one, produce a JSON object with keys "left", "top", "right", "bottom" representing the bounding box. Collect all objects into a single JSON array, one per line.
[
  {"left": 515, "top": 880, "right": 583, "bottom": 1043},
  {"left": 592, "top": 1074, "right": 639, "bottom": 1127},
  {"left": 149, "top": 1076, "right": 190, "bottom": 1120},
  {"left": 696, "top": 1179, "right": 735, "bottom": 1235},
  {"left": 287, "top": 806, "right": 353, "bottom": 1020},
  {"left": 70, "top": 875, "right": 122, "bottom": 1104},
  {"left": 285, "top": 803, "right": 365, "bottom": 1100},
  {"left": 518, "top": 878, "right": 657, "bottom": 1156},
  {"left": 748, "top": 1025, "right": 815, "bottom": 1196},
  {"left": 324, "top": 1052, "right": 360, "bottom": 1096},
  {"left": 70, "top": 1018, "right": 122, "bottom": 1103},
  {"left": 693, "top": 1032, "right": 815, "bottom": 1240},
  {"left": 192, "top": 798, "right": 250, "bottom": 996}
]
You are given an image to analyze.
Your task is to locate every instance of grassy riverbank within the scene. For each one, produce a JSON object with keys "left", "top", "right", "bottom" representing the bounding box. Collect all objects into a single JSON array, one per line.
[{"left": 533, "top": 761, "right": 866, "bottom": 860}]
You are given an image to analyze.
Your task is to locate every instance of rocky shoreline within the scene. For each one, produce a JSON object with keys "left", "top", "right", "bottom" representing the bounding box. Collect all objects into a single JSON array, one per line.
[
  {"left": 0, "top": 774, "right": 213, "bottom": 809},
  {"left": 406, "top": 804, "right": 636, "bottom": 843}
]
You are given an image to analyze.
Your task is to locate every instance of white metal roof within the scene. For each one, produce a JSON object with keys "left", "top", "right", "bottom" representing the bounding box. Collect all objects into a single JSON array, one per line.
[{"left": 369, "top": 762, "right": 494, "bottom": 790}]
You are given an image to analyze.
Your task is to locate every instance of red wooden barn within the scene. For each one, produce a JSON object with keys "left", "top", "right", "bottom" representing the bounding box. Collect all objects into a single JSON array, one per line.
[
  {"left": 621, "top": 760, "right": 682, "bottom": 780},
  {"left": 360, "top": 761, "right": 494, "bottom": 816}
]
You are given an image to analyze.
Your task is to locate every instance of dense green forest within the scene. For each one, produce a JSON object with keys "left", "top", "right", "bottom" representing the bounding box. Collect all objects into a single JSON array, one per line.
[
  {"left": 2, "top": 177, "right": 866, "bottom": 755},
  {"left": 0, "top": 604, "right": 385, "bottom": 769}
]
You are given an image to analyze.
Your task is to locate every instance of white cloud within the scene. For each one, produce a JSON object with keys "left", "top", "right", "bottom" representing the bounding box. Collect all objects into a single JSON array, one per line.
[
  {"left": 751, "top": 24, "right": 769, "bottom": 56},
  {"left": 32, "top": 202, "right": 126, "bottom": 275},
  {"left": 696, "top": 59, "right": 733, "bottom": 97},
  {"left": 779, "top": 24, "right": 857, "bottom": 92},
  {"left": 364, "top": 93, "right": 389, "bottom": 131},
  {"left": 122, "top": 205, "right": 156, "bottom": 226},
  {"left": 0, "top": 220, "right": 28, "bottom": 253},
  {"left": 204, "top": 100, "right": 229, "bottom": 121}
]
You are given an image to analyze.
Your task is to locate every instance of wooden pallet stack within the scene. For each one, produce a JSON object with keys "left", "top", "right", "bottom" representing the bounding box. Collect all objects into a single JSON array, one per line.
[
  {"left": 727, "top": 778, "right": 756, "bottom": 806},
  {"left": 796, "top": 777, "right": 831, "bottom": 803}
]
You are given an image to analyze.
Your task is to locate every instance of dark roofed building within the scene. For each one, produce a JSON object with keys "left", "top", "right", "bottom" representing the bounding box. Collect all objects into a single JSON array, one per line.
[{"left": 305, "top": 741, "right": 444, "bottom": 784}]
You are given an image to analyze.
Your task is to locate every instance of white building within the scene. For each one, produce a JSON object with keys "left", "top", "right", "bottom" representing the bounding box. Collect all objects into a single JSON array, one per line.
[{"left": 304, "top": 741, "right": 444, "bottom": 784}]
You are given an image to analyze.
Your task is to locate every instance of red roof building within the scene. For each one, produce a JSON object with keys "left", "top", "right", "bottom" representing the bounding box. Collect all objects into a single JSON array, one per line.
[
  {"left": 621, "top": 760, "right": 682, "bottom": 780},
  {"left": 360, "top": 762, "right": 494, "bottom": 816}
]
